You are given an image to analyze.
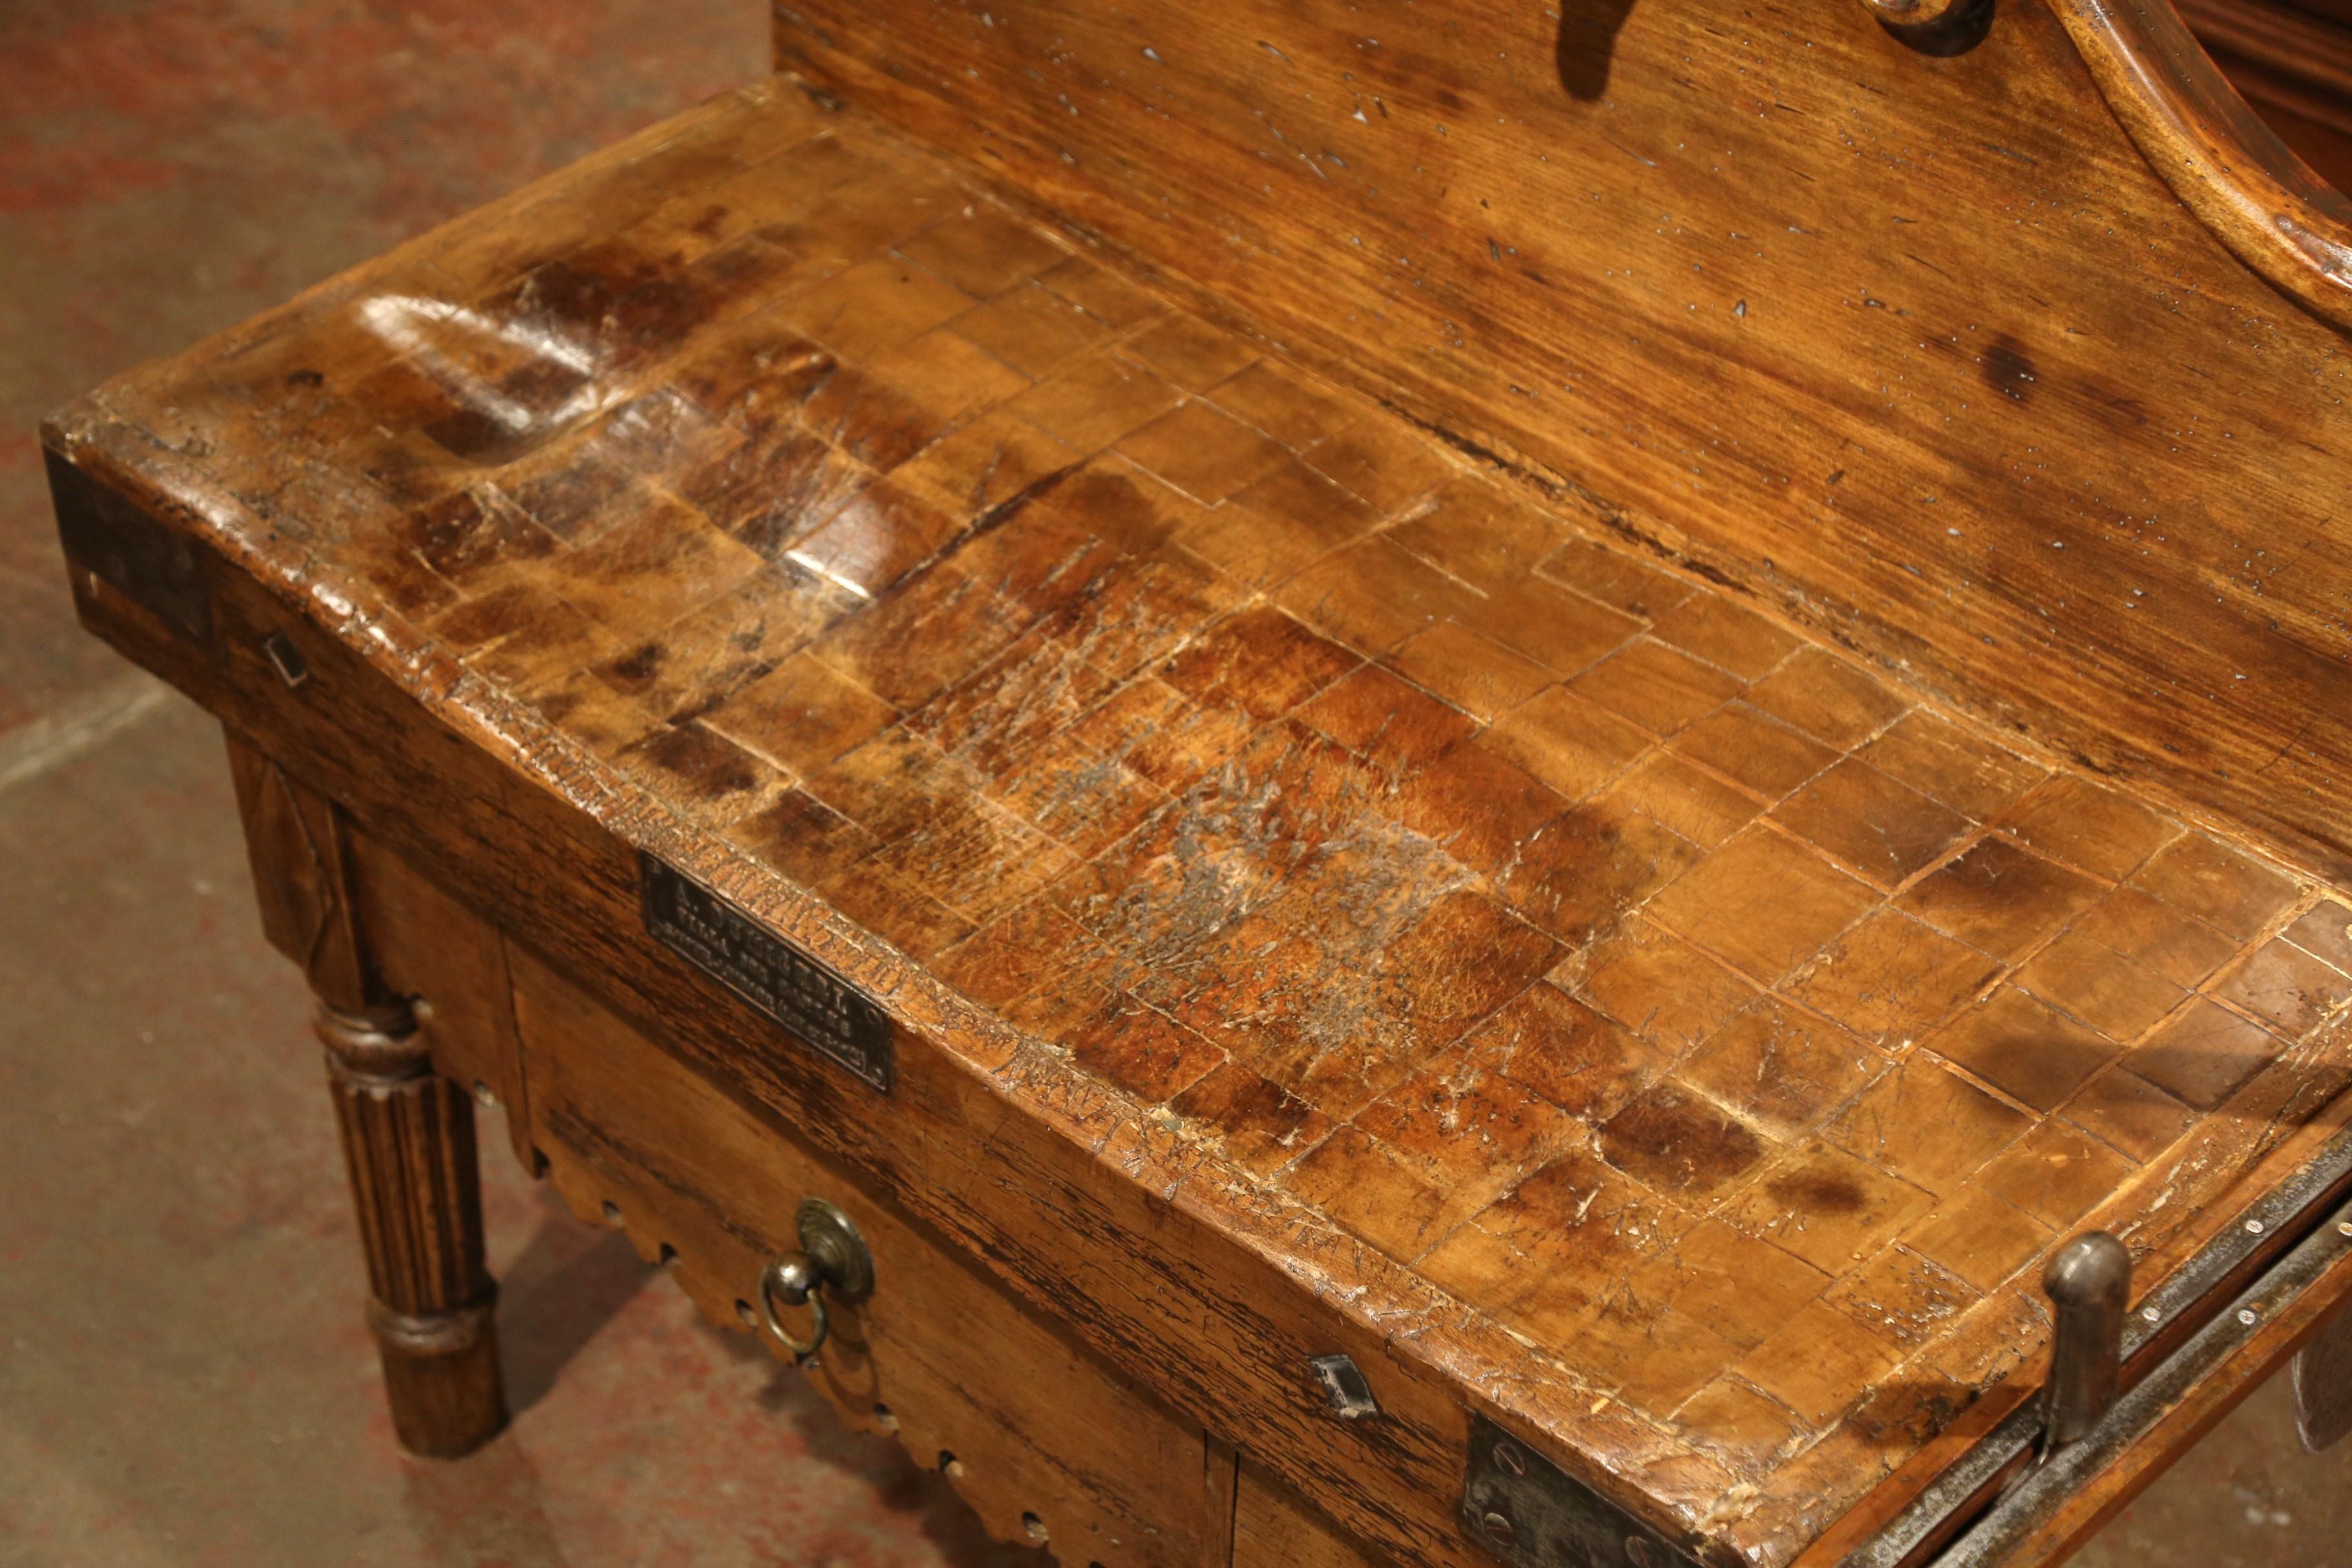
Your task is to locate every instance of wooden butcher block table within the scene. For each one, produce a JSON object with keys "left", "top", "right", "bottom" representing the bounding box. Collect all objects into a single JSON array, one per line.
[{"left": 44, "top": 1, "right": 2352, "bottom": 1563}]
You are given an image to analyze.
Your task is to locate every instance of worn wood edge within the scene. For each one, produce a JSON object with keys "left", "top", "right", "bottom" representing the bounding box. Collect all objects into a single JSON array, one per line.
[
  {"left": 364, "top": 757, "right": 1326, "bottom": 1561},
  {"left": 2053, "top": 0, "right": 2352, "bottom": 333},
  {"left": 59, "top": 376, "right": 2352, "bottom": 1568},
  {"left": 1788, "top": 1387, "right": 2041, "bottom": 1567}
]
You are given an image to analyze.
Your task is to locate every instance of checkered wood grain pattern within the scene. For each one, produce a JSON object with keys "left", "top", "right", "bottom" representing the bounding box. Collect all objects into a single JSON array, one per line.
[{"left": 75, "top": 79, "right": 2352, "bottom": 1544}]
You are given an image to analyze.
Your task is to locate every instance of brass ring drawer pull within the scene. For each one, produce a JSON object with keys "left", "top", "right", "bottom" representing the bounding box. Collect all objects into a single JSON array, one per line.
[{"left": 757, "top": 1198, "right": 876, "bottom": 1362}]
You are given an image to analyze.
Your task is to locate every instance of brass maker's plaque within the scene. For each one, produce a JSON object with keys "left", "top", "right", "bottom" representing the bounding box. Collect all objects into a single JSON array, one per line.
[{"left": 640, "top": 853, "right": 892, "bottom": 1093}]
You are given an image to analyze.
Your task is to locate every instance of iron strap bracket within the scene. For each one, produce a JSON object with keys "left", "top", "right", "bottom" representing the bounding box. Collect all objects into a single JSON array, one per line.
[
  {"left": 49, "top": 449, "right": 213, "bottom": 643},
  {"left": 1460, "top": 1415, "right": 1704, "bottom": 1568}
]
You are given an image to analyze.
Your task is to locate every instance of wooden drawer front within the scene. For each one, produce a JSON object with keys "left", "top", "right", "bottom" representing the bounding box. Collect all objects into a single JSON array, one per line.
[{"left": 504, "top": 939, "right": 1218, "bottom": 1568}]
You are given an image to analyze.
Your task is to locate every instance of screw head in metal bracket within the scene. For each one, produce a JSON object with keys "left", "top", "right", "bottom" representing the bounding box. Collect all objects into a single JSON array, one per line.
[
  {"left": 2337, "top": 1220, "right": 2352, "bottom": 1239},
  {"left": 1460, "top": 1414, "right": 1700, "bottom": 1567},
  {"left": 1307, "top": 1353, "right": 1381, "bottom": 1419},
  {"left": 2239, "top": 1308, "right": 2260, "bottom": 1326},
  {"left": 2141, "top": 1304, "right": 2161, "bottom": 1322},
  {"left": 2246, "top": 1218, "right": 2266, "bottom": 1235}
]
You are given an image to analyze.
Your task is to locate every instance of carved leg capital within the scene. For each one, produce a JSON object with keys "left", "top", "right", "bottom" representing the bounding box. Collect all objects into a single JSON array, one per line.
[{"left": 230, "top": 738, "right": 509, "bottom": 1458}]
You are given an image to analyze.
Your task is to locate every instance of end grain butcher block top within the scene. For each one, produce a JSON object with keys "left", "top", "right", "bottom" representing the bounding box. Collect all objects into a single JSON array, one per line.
[{"left": 46, "top": 78, "right": 2352, "bottom": 1568}]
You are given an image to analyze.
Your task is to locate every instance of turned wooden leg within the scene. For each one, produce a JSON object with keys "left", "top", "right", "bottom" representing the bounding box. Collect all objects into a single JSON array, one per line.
[
  {"left": 317, "top": 998, "right": 507, "bottom": 1457},
  {"left": 224, "top": 732, "right": 508, "bottom": 1458}
]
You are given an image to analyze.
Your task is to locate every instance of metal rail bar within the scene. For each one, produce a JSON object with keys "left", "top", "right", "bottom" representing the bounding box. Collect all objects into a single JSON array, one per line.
[
  {"left": 1843, "top": 1121, "right": 2352, "bottom": 1567},
  {"left": 1927, "top": 1193, "right": 2352, "bottom": 1564}
]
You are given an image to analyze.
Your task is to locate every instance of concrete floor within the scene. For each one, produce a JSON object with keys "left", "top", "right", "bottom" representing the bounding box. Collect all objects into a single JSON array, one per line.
[{"left": 0, "top": 3, "right": 2347, "bottom": 1565}]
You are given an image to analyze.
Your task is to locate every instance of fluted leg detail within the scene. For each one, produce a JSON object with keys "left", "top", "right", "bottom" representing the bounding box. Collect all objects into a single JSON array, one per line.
[{"left": 318, "top": 1000, "right": 507, "bottom": 1458}]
